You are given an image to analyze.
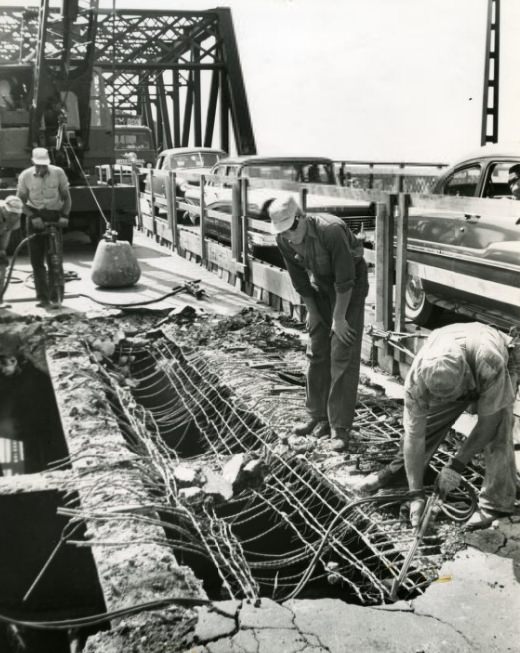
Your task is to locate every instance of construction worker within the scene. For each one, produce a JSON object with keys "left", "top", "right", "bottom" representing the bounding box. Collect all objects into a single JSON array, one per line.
[
  {"left": 269, "top": 196, "right": 369, "bottom": 446},
  {"left": 358, "top": 322, "right": 519, "bottom": 530},
  {"left": 0, "top": 195, "right": 24, "bottom": 299},
  {"left": 16, "top": 147, "right": 71, "bottom": 307}
]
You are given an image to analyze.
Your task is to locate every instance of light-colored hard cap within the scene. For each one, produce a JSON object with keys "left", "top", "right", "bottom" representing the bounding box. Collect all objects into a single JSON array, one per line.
[
  {"left": 3, "top": 195, "right": 23, "bottom": 214},
  {"left": 31, "top": 147, "right": 50, "bottom": 165},
  {"left": 419, "top": 341, "right": 466, "bottom": 398},
  {"left": 268, "top": 195, "right": 301, "bottom": 234}
]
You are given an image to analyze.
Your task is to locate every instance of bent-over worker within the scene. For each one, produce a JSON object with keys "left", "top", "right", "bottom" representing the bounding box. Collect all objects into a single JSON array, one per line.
[
  {"left": 17, "top": 147, "right": 71, "bottom": 307},
  {"left": 358, "top": 322, "right": 519, "bottom": 530},
  {"left": 0, "top": 195, "right": 24, "bottom": 298},
  {"left": 268, "top": 196, "right": 369, "bottom": 446}
]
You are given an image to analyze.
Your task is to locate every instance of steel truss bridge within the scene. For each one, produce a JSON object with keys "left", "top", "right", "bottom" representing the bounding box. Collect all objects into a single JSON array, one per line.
[{"left": 0, "top": 4, "right": 256, "bottom": 155}]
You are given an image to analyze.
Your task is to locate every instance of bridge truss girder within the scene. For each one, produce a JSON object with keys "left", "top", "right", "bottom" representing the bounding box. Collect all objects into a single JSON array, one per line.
[{"left": 0, "top": 6, "right": 256, "bottom": 154}]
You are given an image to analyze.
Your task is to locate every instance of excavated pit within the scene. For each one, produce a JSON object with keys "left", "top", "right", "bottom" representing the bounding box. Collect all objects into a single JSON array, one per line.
[
  {"left": 0, "top": 314, "right": 479, "bottom": 652},
  {"left": 96, "top": 330, "right": 463, "bottom": 606},
  {"left": 0, "top": 490, "right": 106, "bottom": 653},
  {"left": 0, "top": 359, "right": 68, "bottom": 476}
]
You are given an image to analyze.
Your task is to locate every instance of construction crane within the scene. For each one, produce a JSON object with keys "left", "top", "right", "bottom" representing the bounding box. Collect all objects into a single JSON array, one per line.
[
  {"left": 0, "top": 4, "right": 257, "bottom": 156},
  {"left": 0, "top": 0, "right": 136, "bottom": 243}
]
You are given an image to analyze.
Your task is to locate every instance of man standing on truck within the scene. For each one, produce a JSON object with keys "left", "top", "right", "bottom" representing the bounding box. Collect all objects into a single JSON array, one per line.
[
  {"left": 269, "top": 196, "right": 369, "bottom": 447},
  {"left": 357, "top": 322, "right": 519, "bottom": 530},
  {"left": 16, "top": 147, "right": 71, "bottom": 307}
]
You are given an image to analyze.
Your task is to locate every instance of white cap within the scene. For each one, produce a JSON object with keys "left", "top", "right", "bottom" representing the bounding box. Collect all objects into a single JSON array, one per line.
[
  {"left": 32, "top": 147, "right": 50, "bottom": 165},
  {"left": 418, "top": 341, "right": 466, "bottom": 398},
  {"left": 3, "top": 195, "right": 23, "bottom": 215},
  {"left": 268, "top": 196, "right": 301, "bottom": 234}
]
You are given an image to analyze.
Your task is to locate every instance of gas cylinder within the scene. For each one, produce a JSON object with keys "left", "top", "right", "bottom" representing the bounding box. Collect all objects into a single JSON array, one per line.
[{"left": 91, "top": 232, "right": 141, "bottom": 288}]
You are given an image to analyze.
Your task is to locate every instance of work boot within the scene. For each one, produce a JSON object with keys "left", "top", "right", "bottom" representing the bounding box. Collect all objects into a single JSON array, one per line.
[
  {"left": 315, "top": 421, "right": 331, "bottom": 438},
  {"left": 465, "top": 508, "right": 507, "bottom": 531},
  {"left": 331, "top": 427, "right": 350, "bottom": 445},
  {"left": 294, "top": 418, "right": 321, "bottom": 436}
]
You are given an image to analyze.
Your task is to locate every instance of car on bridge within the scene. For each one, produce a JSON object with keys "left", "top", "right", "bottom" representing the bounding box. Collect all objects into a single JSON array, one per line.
[
  {"left": 145, "top": 146, "right": 227, "bottom": 214},
  {"left": 183, "top": 155, "right": 375, "bottom": 255},
  {"left": 405, "top": 144, "right": 520, "bottom": 328}
]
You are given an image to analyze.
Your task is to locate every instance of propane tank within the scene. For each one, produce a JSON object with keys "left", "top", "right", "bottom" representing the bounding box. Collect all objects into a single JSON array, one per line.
[{"left": 91, "top": 230, "right": 141, "bottom": 288}]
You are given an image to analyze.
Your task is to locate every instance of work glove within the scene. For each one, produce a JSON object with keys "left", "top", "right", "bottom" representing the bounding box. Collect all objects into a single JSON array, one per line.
[
  {"left": 410, "top": 496, "right": 426, "bottom": 529},
  {"left": 31, "top": 217, "right": 45, "bottom": 231},
  {"left": 436, "top": 466, "right": 462, "bottom": 500},
  {"left": 58, "top": 216, "right": 69, "bottom": 229}
]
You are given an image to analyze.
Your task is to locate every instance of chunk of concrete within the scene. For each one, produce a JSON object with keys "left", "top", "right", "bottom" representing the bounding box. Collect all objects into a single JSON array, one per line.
[
  {"left": 174, "top": 464, "right": 199, "bottom": 486},
  {"left": 223, "top": 454, "right": 247, "bottom": 487},
  {"left": 202, "top": 467, "right": 233, "bottom": 502}
]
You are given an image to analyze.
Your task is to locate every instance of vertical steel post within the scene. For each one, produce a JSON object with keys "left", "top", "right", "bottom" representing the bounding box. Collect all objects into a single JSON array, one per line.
[{"left": 481, "top": 0, "right": 500, "bottom": 144}]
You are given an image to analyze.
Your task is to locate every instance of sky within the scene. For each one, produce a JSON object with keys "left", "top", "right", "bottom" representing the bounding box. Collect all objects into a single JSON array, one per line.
[{"left": 8, "top": 0, "right": 520, "bottom": 164}]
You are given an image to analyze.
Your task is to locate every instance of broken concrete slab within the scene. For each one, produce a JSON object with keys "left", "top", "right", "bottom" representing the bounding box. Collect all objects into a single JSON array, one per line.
[
  {"left": 239, "top": 598, "right": 294, "bottom": 630},
  {"left": 411, "top": 547, "right": 520, "bottom": 651},
  {"left": 194, "top": 600, "right": 239, "bottom": 642},
  {"left": 286, "top": 598, "right": 471, "bottom": 653}
]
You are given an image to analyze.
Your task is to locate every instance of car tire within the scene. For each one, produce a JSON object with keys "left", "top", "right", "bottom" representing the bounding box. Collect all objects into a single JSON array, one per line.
[{"left": 405, "top": 274, "right": 435, "bottom": 326}]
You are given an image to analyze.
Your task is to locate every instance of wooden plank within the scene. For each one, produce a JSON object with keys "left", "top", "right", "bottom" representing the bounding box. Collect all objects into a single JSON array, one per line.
[
  {"left": 395, "top": 193, "right": 410, "bottom": 334},
  {"left": 199, "top": 176, "right": 207, "bottom": 264},
  {"left": 248, "top": 259, "right": 301, "bottom": 305}
]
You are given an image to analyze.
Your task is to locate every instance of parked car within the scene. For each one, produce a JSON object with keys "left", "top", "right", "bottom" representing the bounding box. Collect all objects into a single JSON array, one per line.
[
  {"left": 183, "top": 155, "right": 375, "bottom": 253},
  {"left": 405, "top": 144, "right": 520, "bottom": 327},
  {"left": 145, "top": 147, "right": 227, "bottom": 215}
]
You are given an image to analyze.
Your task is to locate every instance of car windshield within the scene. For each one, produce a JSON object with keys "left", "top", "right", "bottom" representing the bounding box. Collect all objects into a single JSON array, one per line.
[
  {"left": 243, "top": 162, "right": 335, "bottom": 184},
  {"left": 115, "top": 132, "right": 153, "bottom": 150},
  {"left": 169, "top": 152, "right": 223, "bottom": 169}
]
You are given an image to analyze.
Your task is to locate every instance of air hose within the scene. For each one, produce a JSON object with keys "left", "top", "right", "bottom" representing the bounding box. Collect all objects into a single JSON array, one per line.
[{"left": 0, "top": 595, "right": 227, "bottom": 631}]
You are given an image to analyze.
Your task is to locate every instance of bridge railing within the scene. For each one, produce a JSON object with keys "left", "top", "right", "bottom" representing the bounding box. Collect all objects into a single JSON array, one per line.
[
  {"left": 334, "top": 160, "right": 448, "bottom": 193},
  {"left": 137, "top": 167, "right": 520, "bottom": 374}
]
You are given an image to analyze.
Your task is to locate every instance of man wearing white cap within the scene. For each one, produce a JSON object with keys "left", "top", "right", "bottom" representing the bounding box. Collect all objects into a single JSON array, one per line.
[
  {"left": 16, "top": 147, "right": 71, "bottom": 306},
  {"left": 358, "top": 322, "right": 519, "bottom": 529},
  {"left": 0, "top": 195, "right": 24, "bottom": 297},
  {"left": 268, "top": 196, "right": 368, "bottom": 446}
]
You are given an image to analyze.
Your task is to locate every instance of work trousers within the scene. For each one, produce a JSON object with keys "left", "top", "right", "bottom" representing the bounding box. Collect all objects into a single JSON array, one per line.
[
  {"left": 306, "top": 259, "right": 369, "bottom": 430},
  {"left": 28, "top": 209, "right": 64, "bottom": 304},
  {"left": 381, "top": 399, "right": 517, "bottom": 514}
]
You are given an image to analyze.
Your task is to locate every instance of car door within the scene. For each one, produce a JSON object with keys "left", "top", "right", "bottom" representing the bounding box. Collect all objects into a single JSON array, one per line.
[
  {"left": 460, "top": 160, "right": 520, "bottom": 252},
  {"left": 408, "top": 163, "right": 481, "bottom": 253},
  {"left": 456, "top": 159, "right": 520, "bottom": 290}
]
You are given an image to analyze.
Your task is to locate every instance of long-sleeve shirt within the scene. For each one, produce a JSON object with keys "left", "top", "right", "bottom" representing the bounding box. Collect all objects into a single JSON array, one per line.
[
  {"left": 276, "top": 212, "right": 364, "bottom": 297},
  {"left": 17, "top": 164, "right": 72, "bottom": 217},
  {"left": 403, "top": 323, "right": 515, "bottom": 441}
]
